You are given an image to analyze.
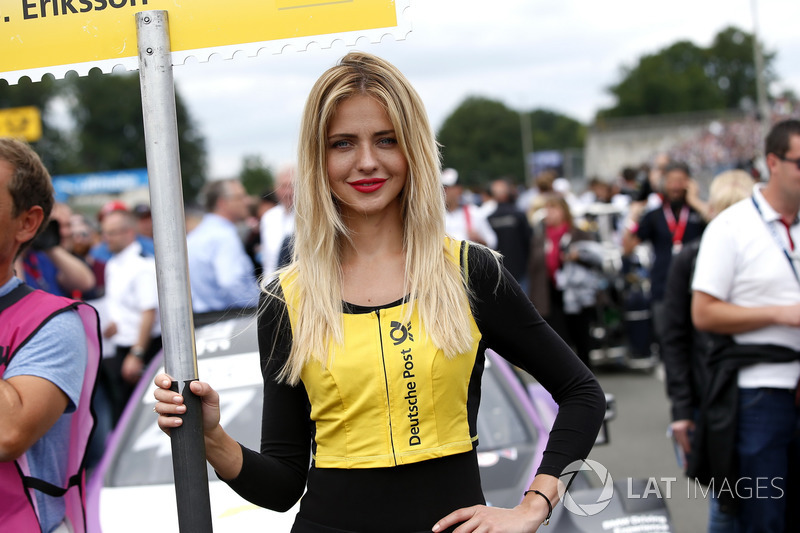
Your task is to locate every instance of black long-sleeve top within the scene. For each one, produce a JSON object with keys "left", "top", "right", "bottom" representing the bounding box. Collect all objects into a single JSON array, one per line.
[{"left": 224, "top": 243, "right": 605, "bottom": 532}]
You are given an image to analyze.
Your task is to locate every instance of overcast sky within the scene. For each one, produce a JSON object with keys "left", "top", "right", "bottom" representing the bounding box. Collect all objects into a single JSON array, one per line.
[{"left": 168, "top": 0, "right": 800, "bottom": 180}]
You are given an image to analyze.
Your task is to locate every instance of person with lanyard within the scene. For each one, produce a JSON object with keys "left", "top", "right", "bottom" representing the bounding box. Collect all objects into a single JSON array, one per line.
[
  {"left": 660, "top": 169, "right": 756, "bottom": 533},
  {"left": 152, "top": 52, "right": 605, "bottom": 533},
  {"left": 622, "top": 160, "right": 706, "bottom": 350},
  {"left": 691, "top": 119, "right": 800, "bottom": 532}
]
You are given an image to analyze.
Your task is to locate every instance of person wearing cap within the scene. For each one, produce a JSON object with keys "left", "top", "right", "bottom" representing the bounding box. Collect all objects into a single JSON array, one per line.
[
  {"left": 132, "top": 203, "right": 153, "bottom": 240},
  {"left": 89, "top": 201, "right": 154, "bottom": 263},
  {"left": 442, "top": 168, "right": 497, "bottom": 248}
]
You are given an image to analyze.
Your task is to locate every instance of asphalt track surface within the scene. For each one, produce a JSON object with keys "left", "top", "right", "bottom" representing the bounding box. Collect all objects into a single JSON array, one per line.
[{"left": 589, "top": 363, "right": 709, "bottom": 533}]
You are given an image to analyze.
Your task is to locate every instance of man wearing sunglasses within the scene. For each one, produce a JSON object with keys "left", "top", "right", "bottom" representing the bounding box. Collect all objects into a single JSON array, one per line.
[{"left": 692, "top": 119, "right": 800, "bottom": 532}]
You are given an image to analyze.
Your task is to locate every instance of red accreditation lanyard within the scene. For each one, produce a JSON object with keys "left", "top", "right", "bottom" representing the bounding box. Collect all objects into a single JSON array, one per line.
[{"left": 663, "top": 204, "right": 689, "bottom": 253}]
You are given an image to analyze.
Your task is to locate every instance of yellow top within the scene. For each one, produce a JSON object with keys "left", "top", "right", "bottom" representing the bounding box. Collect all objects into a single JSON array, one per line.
[{"left": 280, "top": 238, "right": 484, "bottom": 468}]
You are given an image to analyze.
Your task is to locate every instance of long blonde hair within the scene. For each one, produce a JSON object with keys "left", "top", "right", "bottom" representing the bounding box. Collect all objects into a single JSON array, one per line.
[
  {"left": 707, "top": 169, "right": 755, "bottom": 218},
  {"left": 269, "top": 52, "right": 474, "bottom": 384}
]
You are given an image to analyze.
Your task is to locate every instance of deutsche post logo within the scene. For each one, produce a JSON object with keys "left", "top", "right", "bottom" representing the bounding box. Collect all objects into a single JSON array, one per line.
[{"left": 389, "top": 321, "right": 414, "bottom": 345}]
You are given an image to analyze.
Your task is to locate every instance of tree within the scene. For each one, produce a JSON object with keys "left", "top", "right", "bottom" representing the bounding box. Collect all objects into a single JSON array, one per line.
[
  {"left": 438, "top": 97, "right": 585, "bottom": 187},
  {"left": 70, "top": 71, "right": 207, "bottom": 202},
  {"left": 0, "top": 71, "right": 207, "bottom": 202},
  {"left": 706, "top": 26, "right": 776, "bottom": 111},
  {"left": 528, "top": 109, "right": 586, "bottom": 152},
  {"left": 600, "top": 41, "right": 723, "bottom": 118},
  {"left": 239, "top": 154, "right": 274, "bottom": 196},
  {"left": 439, "top": 97, "right": 521, "bottom": 186},
  {"left": 0, "top": 76, "right": 76, "bottom": 173},
  {"left": 598, "top": 26, "right": 777, "bottom": 118}
]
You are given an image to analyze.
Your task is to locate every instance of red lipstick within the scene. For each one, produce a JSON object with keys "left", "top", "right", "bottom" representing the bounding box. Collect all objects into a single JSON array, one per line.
[{"left": 349, "top": 178, "right": 387, "bottom": 193}]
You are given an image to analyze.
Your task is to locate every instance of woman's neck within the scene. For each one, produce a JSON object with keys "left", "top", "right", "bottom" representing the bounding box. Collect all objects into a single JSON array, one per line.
[
  {"left": 340, "top": 211, "right": 406, "bottom": 306},
  {"left": 340, "top": 210, "right": 404, "bottom": 259}
]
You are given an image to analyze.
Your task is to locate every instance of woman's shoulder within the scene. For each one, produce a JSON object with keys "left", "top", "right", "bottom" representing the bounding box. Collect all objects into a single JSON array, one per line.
[
  {"left": 459, "top": 240, "right": 504, "bottom": 289},
  {"left": 258, "top": 278, "right": 289, "bottom": 322}
]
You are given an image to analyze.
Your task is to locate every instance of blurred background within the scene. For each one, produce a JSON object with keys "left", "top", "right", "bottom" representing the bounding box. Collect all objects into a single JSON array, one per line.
[{"left": 2, "top": 0, "right": 798, "bottom": 210}]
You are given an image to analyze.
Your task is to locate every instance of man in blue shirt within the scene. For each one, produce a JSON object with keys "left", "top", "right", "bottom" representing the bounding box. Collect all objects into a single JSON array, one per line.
[
  {"left": 1, "top": 138, "right": 99, "bottom": 533},
  {"left": 187, "top": 179, "right": 260, "bottom": 313}
]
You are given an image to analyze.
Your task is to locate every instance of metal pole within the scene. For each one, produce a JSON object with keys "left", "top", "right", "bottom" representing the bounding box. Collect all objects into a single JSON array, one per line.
[
  {"left": 136, "top": 10, "right": 213, "bottom": 532},
  {"left": 519, "top": 110, "right": 533, "bottom": 185},
  {"left": 751, "top": 0, "right": 771, "bottom": 154}
]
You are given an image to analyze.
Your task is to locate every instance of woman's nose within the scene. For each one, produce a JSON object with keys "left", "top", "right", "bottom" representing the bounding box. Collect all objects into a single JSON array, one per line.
[{"left": 355, "top": 145, "right": 378, "bottom": 172}]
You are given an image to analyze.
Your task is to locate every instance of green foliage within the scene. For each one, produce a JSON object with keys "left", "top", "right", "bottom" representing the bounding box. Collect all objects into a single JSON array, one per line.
[
  {"left": 438, "top": 97, "right": 585, "bottom": 187},
  {"left": 239, "top": 154, "right": 274, "bottom": 196},
  {"left": 0, "top": 71, "right": 207, "bottom": 203},
  {"left": 707, "top": 26, "right": 776, "bottom": 110},
  {"left": 599, "top": 26, "right": 776, "bottom": 118},
  {"left": 70, "top": 71, "right": 207, "bottom": 202},
  {"left": 439, "top": 97, "right": 521, "bottom": 186},
  {"left": 0, "top": 76, "right": 76, "bottom": 173},
  {"left": 600, "top": 41, "right": 723, "bottom": 117},
  {"left": 529, "top": 109, "right": 586, "bottom": 151}
]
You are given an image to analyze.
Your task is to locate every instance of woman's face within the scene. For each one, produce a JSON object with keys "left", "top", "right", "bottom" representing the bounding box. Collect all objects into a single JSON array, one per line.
[
  {"left": 545, "top": 203, "right": 566, "bottom": 227},
  {"left": 326, "top": 94, "right": 408, "bottom": 220}
]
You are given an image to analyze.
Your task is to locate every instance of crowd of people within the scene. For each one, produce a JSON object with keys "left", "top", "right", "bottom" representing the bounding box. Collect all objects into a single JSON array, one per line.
[{"left": 2, "top": 50, "right": 799, "bottom": 532}]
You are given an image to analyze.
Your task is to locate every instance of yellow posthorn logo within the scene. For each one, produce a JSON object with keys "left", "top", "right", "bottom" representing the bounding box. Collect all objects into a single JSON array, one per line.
[{"left": 0, "top": 107, "right": 42, "bottom": 142}]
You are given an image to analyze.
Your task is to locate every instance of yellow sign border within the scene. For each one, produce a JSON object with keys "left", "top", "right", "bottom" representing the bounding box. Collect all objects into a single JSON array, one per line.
[{"left": 0, "top": 0, "right": 411, "bottom": 84}]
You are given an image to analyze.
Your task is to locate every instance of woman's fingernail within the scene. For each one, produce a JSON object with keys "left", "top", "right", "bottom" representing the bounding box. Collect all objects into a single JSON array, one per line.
[{"left": 432, "top": 524, "right": 440, "bottom": 532}]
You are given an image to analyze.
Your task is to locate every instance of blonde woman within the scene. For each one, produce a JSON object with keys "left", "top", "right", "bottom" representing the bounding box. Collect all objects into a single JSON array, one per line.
[{"left": 153, "top": 52, "right": 604, "bottom": 533}]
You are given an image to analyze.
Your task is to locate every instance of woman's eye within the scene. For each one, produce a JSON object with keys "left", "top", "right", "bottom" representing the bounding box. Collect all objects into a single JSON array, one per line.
[
  {"left": 331, "top": 140, "right": 351, "bottom": 149},
  {"left": 378, "top": 137, "right": 397, "bottom": 146}
]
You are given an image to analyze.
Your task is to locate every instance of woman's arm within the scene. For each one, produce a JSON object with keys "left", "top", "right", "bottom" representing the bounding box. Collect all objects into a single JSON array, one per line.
[
  {"left": 154, "top": 376, "right": 244, "bottom": 479},
  {"left": 468, "top": 244, "right": 606, "bottom": 477},
  {"left": 434, "top": 245, "right": 605, "bottom": 532},
  {"left": 154, "top": 289, "right": 311, "bottom": 512},
  {"left": 222, "top": 289, "right": 311, "bottom": 511}
]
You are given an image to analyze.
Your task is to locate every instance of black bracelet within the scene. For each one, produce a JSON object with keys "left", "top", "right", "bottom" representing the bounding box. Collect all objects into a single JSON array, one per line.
[{"left": 523, "top": 489, "right": 552, "bottom": 525}]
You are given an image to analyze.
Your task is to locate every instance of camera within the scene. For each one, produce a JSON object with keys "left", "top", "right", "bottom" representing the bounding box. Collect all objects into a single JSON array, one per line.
[{"left": 31, "top": 219, "right": 61, "bottom": 251}]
